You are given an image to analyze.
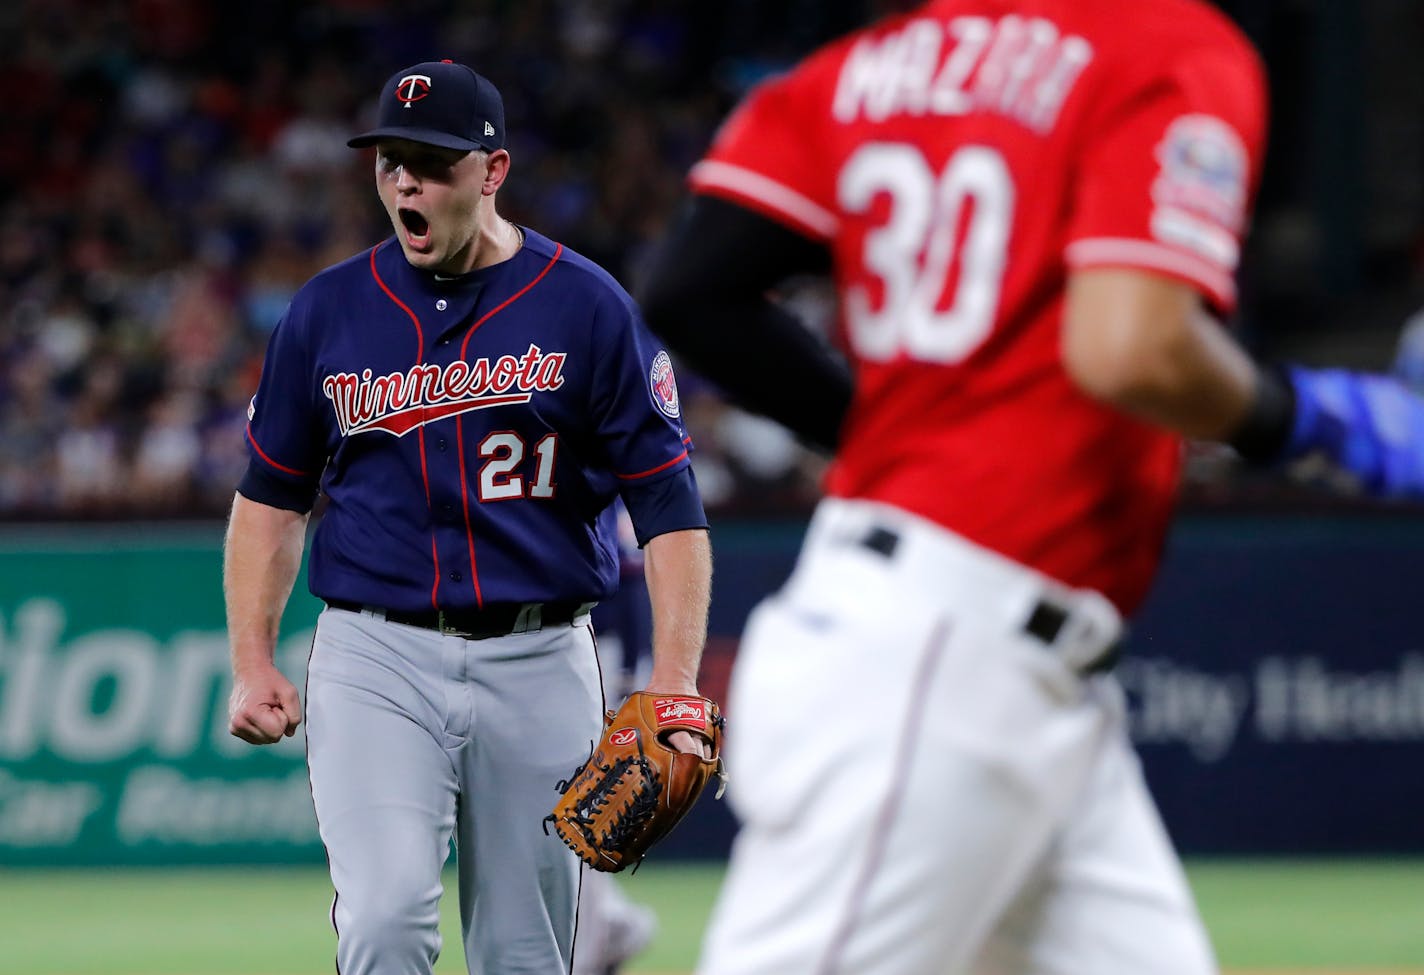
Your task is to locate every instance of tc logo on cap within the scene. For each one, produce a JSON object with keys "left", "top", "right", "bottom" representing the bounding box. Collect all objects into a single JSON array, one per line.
[
  {"left": 349, "top": 60, "right": 505, "bottom": 152},
  {"left": 396, "top": 74, "right": 433, "bottom": 108}
]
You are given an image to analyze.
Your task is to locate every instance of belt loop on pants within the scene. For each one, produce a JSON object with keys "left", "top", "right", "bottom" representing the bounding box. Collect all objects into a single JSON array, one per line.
[
  {"left": 1021, "top": 593, "right": 1122, "bottom": 675},
  {"left": 844, "top": 520, "right": 1121, "bottom": 676}
]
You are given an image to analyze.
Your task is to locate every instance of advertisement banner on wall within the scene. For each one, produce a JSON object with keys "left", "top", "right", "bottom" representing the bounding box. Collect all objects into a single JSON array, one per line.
[
  {"left": 4, "top": 514, "right": 1424, "bottom": 864},
  {"left": 1119, "top": 514, "right": 1424, "bottom": 853},
  {"left": 0, "top": 527, "right": 324, "bottom": 865}
]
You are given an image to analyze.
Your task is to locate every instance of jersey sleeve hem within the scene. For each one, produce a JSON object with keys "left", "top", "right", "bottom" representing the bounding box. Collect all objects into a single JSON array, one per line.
[
  {"left": 245, "top": 424, "right": 313, "bottom": 477},
  {"left": 689, "top": 161, "right": 838, "bottom": 242},
  {"left": 1065, "top": 237, "right": 1237, "bottom": 313},
  {"left": 237, "top": 461, "right": 318, "bottom": 513},
  {"left": 621, "top": 467, "right": 708, "bottom": 546}
]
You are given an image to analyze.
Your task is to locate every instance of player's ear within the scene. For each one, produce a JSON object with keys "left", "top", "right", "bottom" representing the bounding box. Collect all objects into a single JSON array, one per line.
[{"left": 482, "top": 149, "right": 511, "bottom": 196}]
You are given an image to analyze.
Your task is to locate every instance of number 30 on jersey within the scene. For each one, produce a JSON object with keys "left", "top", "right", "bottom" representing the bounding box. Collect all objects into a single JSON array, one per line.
[{"left": 839, "top": 144, "right": 1013, "bottom": 364}]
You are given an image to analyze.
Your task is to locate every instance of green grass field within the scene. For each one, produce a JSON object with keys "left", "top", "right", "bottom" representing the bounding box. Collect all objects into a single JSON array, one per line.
[{"left": 0, "top": 860, "right": 1420, "bottom": 974}]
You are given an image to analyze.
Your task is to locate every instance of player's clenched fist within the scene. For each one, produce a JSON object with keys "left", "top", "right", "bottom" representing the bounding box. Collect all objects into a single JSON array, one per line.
[{"left": 228, "top": 664, "right": 303, "bottom": 744}]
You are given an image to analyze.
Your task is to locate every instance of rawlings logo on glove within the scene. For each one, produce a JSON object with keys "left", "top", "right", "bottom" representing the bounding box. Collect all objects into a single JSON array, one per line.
[
  {"left": 655, "top": 698, "right": 706, "bottom": 724},
  {"left": 545, "top": 691, "right": 725, "bottom": 873}
]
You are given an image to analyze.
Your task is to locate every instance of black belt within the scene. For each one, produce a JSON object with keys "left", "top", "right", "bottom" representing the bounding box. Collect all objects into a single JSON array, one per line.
[
  {"left": 852, "top": 525, "right": 1121, "bottom": 675},
  {"left": 324, "top": 599, "right": 591, "bottom": 640}
]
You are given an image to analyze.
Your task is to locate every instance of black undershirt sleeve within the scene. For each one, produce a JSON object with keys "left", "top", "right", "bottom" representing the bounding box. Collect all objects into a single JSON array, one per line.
[{"left": 637, "top": 195, "right": 852, "bottom": 453}]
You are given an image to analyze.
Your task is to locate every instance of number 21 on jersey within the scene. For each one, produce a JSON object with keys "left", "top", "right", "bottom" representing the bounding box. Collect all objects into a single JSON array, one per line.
[{"left": 839, "top": 144, "right": 1013, "bottom": 364}]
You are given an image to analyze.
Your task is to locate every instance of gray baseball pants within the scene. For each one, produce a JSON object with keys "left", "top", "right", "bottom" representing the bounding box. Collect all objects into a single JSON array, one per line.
[{"left": 306, "top": 605, "right": 604, "bottom": 975}]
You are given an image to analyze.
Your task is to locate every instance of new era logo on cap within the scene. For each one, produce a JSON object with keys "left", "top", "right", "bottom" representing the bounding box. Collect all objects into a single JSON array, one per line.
[{"left": 349, "top": 60, "right": 505, "bottom": 153}]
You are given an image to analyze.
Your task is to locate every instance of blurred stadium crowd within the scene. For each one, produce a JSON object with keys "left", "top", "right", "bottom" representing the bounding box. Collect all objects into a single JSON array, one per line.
[{"left": 1, "top": 0, "right": 1421, "bottom": 520}]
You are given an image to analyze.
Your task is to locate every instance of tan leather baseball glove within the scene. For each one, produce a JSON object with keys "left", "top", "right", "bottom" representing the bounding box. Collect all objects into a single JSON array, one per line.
[{"left": 546, "top": 691, "right": 725, "bottom": 872}]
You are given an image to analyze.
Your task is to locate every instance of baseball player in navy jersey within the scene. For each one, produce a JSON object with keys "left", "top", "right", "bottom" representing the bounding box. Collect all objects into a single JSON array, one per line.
[{"left": 223, "top": 59, "right": 712, "bottom": 975}]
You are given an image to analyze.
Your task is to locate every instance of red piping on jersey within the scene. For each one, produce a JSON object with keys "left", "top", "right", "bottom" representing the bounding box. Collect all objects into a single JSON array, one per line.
[
  {"left": 245, "top": 423, "right": 309, "bottom": 476},
  {"left": 616, "top": 448, "right": 689, "bottom": 481},
  {"left": 369, "top": 244, "right": 444, "bottom": 609},
  {"left": 455, "top": 416, "right": 484, "bottom": 607},
  {"left": 458, "top": 244, "right": 563, "bottom": 357},
  {"left": 421, "top": 428, "right": 441, "bottom": 609},
  {"left": 452, "top": 244, "right": 564, "bottom": 608},
  {"left": 817, "top": 620, "right": 951, "bottom": 975}
]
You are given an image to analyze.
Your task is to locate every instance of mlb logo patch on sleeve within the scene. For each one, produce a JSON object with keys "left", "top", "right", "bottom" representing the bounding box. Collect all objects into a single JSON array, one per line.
[{"left": 1150, "top": 114, "right": 1247, "bottom": 268}]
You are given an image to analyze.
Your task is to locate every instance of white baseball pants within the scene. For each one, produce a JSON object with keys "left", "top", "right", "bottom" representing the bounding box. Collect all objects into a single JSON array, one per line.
[{"left": 697, "top": 498, "right": 1215, "bottom": 975}]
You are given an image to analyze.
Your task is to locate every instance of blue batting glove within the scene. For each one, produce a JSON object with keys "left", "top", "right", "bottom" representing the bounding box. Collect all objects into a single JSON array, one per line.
[{"left": 1285, "top": 367, "right": 1424, "bottom": 498}]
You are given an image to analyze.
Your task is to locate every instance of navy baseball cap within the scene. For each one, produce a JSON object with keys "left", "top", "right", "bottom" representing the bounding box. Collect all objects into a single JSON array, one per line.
[{"left": 348, "top": 60, "right": 505, "bottom": 153}]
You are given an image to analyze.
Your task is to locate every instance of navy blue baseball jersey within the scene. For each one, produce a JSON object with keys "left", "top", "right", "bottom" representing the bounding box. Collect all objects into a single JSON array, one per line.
[{"left": 241, "top": 227, "right": 702, "bottom": 611}]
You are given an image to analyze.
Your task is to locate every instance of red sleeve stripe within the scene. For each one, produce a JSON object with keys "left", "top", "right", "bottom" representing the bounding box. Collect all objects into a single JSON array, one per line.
[
  {"left": 245, "top": 423, "right": 309, "bottom": 476},
  {"left": 1065, "top": 237, "right": 1237, "bottom": 310},
  {"left": 616, "top": 449, "right": 689, "bottom": 481},
  {"left": 689, "top": 161, "right": 839, "bottom": 240}
]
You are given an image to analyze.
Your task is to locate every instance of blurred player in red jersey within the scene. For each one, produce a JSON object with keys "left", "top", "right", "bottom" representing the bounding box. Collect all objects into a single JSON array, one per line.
[{"left": 640, "top": 1, "right": 1424, "bottom": 973}]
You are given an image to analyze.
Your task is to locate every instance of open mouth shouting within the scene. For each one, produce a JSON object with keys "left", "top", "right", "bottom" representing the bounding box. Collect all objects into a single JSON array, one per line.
[{"left": 398, "top": 207, "right": 432, "bottom": 250}]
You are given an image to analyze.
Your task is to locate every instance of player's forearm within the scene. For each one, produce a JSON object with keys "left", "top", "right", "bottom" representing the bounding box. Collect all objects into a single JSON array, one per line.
[
  {"left": 1095, "top": 308, "right": 1257, "bottom": 440},
  {"left": 223, "top": 492, "right": 309, "bottom": 673},
  {"left": 639, "top": 527, "right": 712, "bottom": 693},
  {"left": 1062, "top": 268, "right": 1256, "bottom": 439}
]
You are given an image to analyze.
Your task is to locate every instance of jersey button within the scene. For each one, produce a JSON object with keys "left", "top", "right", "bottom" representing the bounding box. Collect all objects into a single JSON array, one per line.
[
  {"left": 437, "top": 439, "right": 448, "bottom": 451},
  {"left": 436, "top": 299, "right": 448, "bottom": 311},
  {"left": 449, "top": 571, "right": 463, "bottom": 582}
]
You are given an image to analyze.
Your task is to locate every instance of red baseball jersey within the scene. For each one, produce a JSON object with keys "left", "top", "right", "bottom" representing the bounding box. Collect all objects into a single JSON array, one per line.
[{"left": 690, "top": 0, "right": 1267, "bottom": 611}]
